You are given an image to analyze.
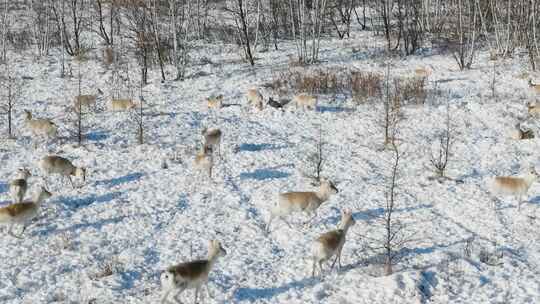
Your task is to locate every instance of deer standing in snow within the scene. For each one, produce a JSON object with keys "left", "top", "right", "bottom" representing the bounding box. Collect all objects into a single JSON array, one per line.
[
  {"left": 23, "top": 110, "right": 57, "bottom": 144},
  {"left": 160, "top": 240, "right": 227, "bottom": 304},
  {"left": 489, "top": 166, "right": 540, "bottom": 210},
  {"left": 312, "top": 210, "right": 356, "bottom": 277},
  {"left": 39, "top": 155, "right": 86, "bottom": 188},
  {"left": 246, "top": 89, "right": 264, "bottom": 111},
  {"left": 9, "top": 168, "right": 31, "bottom": 203},
  {"left": 0, "top": 186, "right": 52, "bottom": 238},
  {"left": 266, "top": 179, "right": 338, "bottom": 232}
]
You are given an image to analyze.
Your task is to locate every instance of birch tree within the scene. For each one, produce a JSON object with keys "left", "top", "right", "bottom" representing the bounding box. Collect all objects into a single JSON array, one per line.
[{"left": 0, "top": 64, "right": 23, "bottom": 139}]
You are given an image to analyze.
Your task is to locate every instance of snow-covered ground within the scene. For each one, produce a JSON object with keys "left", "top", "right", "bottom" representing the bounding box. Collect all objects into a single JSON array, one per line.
[{"left": 1, "top": 28, "right": 540, "bottom": 304}]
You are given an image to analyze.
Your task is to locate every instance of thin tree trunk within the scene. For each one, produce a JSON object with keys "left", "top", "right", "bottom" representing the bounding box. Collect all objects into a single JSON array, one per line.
[
  {"left": 237, "top": 0, "right": 255, "bottom": 65},
  {"left": 7, "top": 84, "right": 11, "bottom": 138},
  {"left": 2, "top": 0, "right": 7, "bottom": 62},
  {"left": 253, "top": 0, "right": 261, "bottom": 52},
  {"left": 170, "top": 0, "right": 180, "bottom": 80},
  {"left": 152, "top": 0, "right": 166, "bottom": 82},
  {"left": 60, "top": 0, "right": 65, "bottom": 77}
]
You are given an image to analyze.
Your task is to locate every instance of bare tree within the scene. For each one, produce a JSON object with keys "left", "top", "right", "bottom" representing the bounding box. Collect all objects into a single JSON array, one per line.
[
  {"left": 490, "top": 61, "right": 496, "bottom": 99},
  {"left": 229, "top": 0, "right": 256, "bottom": 65},
  {"left": 382, "top": 138, "right": 401, "bottom": 275},
  {"left": 150, "top": 0, "right": 166, "bottom": 82},
  {"left": 450, "top": 0, "right": 478, "bottom": 70},
  {"left": 30, "top": 0, "right": 54, "bottom": 57},
  {"left": 381, "top": 63, "right": 400, "bottom": 147},
  {"left": 94, "top": 0, "right": 114, "bottom": 46},
  {"left": 0, "top": 64, "right": 23, "bottom": 139},
  {"left": 1, "top": 0, "right": 9, "bottom": 62},
  {"left": 378, "top": 0, "right": 394, "bottom": 50},
  {"left": 328, "top": 0, "right": 355, "bottom": 39},
  {"left": 396, "top": 0, "right": 424, "bottom": 55},
  {"left": 353, "top": 0, "right": 368, "bottom": 30},
  {"left": 73, "top": 58, "right": 84, "bottom": 146},
  {"left": 127, "top": 2, "right": 152, "bottom": 85},
  {"left": 301, "top": 125, "right": 325, "bottom": 182},
  {"left": 429, "top": 101, "right": 453, "bottom": 179},
  {"left": 52, "top": 0, "right": 87, "bottom": 57},
  {"left": 60, "top": 0, "right": 65, "bottom": 77},
  {"left": 169, "top": 0, "right": 191, "bottom": 80},
  {"left": 131, "top": 81, "right": 146, "bottom": 145},
  {"left": 359, "top": 119, "right": 411, "bottom": 276},
  {"left": 288, "top": 0, "right": 328, "bottom": 64}
]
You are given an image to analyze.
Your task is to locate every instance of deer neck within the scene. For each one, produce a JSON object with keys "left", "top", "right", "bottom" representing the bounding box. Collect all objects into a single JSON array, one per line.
[
  {"left": 340, "top": 219, "right": 353, "bottom": 233},
  {"left": 33, "top": 191, "right": 49, "bottom": 206},
  {"left": 15, "top": 173, "right": 29, "bottom": 181},
  {"left": 207, "top": 249, "right": 221, "bottom": 269},
  {"left": 315, "top": 187, "right": 331, "bottom": 202},
  {"left": 523, "top": 173, "right": 537, "bottom": 187}
]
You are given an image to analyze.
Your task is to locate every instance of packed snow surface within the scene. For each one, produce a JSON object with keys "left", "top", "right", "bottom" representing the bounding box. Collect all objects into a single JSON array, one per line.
[{"left": 1, "top": 30, "right": 540, "bottom": 304}]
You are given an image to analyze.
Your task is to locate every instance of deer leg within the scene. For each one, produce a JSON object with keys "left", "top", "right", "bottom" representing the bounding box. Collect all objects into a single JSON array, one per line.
[
  {"left": 160, "top": 290, "right": 171, "bottom": 304},
  {"left": 338, "top": 248, "right": 343, "bottom": 269},
  {"left": 281, "top": 217, "right": 293, "bottom": 229},
  {"left": 13, "top": 225, "right": 26, "bottom": 239},
  {"left": 312, "top": 258, "right": 317, "bottom": 277},
  {"left": 194, "top": 287, "right": 199, "bottom": 304},
  {"left": 173, "top": 286, "right": 186, "bottom": 304},
  {"left": 7, "top": 223, "right": 15, "bottom": 236},
  {"left": 330, "top": 254, "right": 339, "bottom": 270},
  {"left": 319, "top": 261, "right": 325, "bottom": 278},
  {"left": 266, "top": 214, "right": 275, "bottom": 232},
  {"left": 205, "top": 282, "right": 214, "bottom": 299},
  {"left": 304, "top": 211, "right": 318, "bottom": 227},
  {"left": 68, "top": 176, "right": 75, "bottom": 188},
  {"left": 8, "top": 225, "right": 23, "bottom": 239}
]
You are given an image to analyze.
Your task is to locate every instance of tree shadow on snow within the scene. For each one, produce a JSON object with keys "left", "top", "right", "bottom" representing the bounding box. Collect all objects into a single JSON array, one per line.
[
  {"left": 527, "top": 196, "right": 540, "bottom": 205},
  {"left": 59, "top": 191, "right": 124, "bottom": 209},
  {"left": 0, "top": 181, "right": 8, "bottom": 194},
  {"left": 340, "top": 240, "right": 477, "bottom": 276},
  {"left": 33, "top": 214, "right": 130, "bottom": 236},
  {"left": 455, "top": 168, "right": 481, "bottom": 182},
  {"left": 86, "top": 130, "right": 109, "bottom": 141},
  {"left": 233, "top": 277, "right": 318, "bottom": 302},
  {"left": 94, "top": 172, "right": 144, "bottom": 187},
  {"left": 62, "top": 215, "right": 128, "bottom": 234},
  {"left": 116, "top": 270, "right": 141, "bottom": 291},
  {"left": 238, "top": 143, "right": 287, "bottom": 152},
  {"left": 240, "top": 169, "right": 291, "bottom": 181},
  {"left": 317, "top": 203, "right": 434, "bottom": 227},
  {"left": 317, "top": 106, "right": 355, "bottom": 113}
]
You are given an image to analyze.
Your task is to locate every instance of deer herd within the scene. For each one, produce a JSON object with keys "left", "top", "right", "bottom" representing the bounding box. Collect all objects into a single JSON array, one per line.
[{"left": 1, "top": 70, "right": 540, "bottom": 303}]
